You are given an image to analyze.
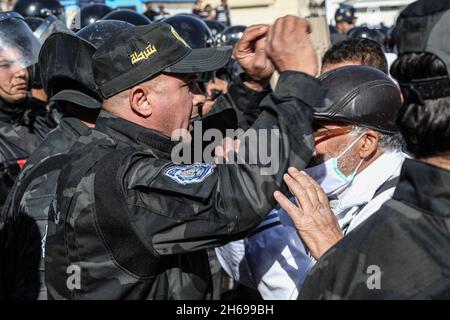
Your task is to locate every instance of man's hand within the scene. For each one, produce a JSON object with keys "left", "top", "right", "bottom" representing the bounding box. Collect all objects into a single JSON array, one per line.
[
  {"left": 234, "top": 24, "right": 275, "bottom": 91},
  {"left": 266, "top": 16, "right": 318, "bottom": 77},
  {"left": 274, "top": 167, "right": 343, "bottom": 260}
]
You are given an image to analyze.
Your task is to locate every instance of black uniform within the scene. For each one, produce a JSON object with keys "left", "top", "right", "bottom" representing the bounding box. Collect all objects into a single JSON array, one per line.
[
  {"left": 45, "top": 71, "right": 324, "bottom": 299},
  {"left": 0, "top": 117, "right": 93, "bottom": 299},
  {"left": 299, "top": 159, "right": 450, "bottom": 299},
  {"left": 0, "top": 97, "right": 52, "bottom": 154},
  {"left": 0, "top": 31, "right": 104, "bottom": 300},
  {"left": 0, "top": 97, "right": 54, "bottom": 209}
]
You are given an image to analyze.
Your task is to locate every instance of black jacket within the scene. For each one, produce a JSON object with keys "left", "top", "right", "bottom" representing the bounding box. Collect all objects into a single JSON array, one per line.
[
  {"left": 0, "top": 117, "right": 92, "bottom": 300},
  {"left": 0, "top": 97, "right": 53, "bottom": 154},
  {"left": 45, "top": 71, "right": 324, "bottom": 299},
  {"left": 299, "top": 158, "right": 450, "bottom": 299},
  {"left": 0, "top": 97, "right": 54, "bottom": 210}
]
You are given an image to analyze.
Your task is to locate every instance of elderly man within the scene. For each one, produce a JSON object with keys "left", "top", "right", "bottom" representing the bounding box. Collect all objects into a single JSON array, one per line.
[
  {"left": 296, "top": 0, "right": 450, "bottom": 299},
  {"left": 216, "top": 65, "right": 405, "bottom": 299},
  {"left": 44, "top": 17, "right": 324, "bottom": 300}
]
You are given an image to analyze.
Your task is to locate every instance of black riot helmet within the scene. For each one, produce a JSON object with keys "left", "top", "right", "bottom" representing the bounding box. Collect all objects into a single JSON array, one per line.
[
  {"left": 164, "top": 14, "right": 214, "bottom": 49},
  {"left": 164, "top": 14, "right": 216, "bottom": 83},
  {"left": 217, "top": 25, "right": 246, "bottom": 48},
  {"left": 204, "top": 19, "right": 226, "bottom": 43},
  {"left": 13, "top": 0, "right": 64, "bottom": 20},
  {"left": 79, "top": 4, "right": 113, "bottom": 29},
  {"left": 33, "top": 15, "right": 74, "bottom": 43},
  {"left": 76, "top": 20, "right": 133, "bottom": 49},
  {"left": 0, "top": 12, "right": 42, "bottom": 70},
  {"left": 347, "top": 26, "right": 384, "bottom": 45},
  {"left": 102, "top": 9, "right": 151, "bottom": 26},
  {"left": 39, "top": 32, "right": 101, "bottom": 109},
  {"left": 316, "top": 66, "right": 402, "bottom": 134}
]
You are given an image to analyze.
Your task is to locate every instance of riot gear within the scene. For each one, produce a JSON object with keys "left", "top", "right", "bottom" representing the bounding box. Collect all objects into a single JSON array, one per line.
[
  {"left": 33, "top": 15, "right": 74, "bottom": 43},
  {"left": 164, "top": 14, "right": 214, "bottom": 49},
  {"left": 76, "top": 20, "right": 134, "bottom": 49},
  {"left": 102, "top": 9, "right": 151, "bottom": 26},
  {"left": 13, "top": 0, "right": 64, "bottom": 21},
  {"left": 217, "top": 25, "right": 246, "bottom": 48},
  {"left": 0, "top": 12, "right": 41, "bottom": 70},
  {"left": 204, "top": 19, "right": 226, "bottom": 44},
  {"left": 24, "top": 16, "right": 45, "bottom": 31},
  {"left": 39, "top": 32, "right": 101, "bottom": 107},
  {"left": 347, "top": 26, "right": 385, "bottom": 46},
  {"left": 79, "top": 4, "right": 113, "bottom": 29}
]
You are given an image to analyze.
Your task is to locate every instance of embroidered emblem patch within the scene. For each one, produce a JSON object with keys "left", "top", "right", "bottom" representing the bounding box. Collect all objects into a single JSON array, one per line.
[{"left": 164, "top": 164, "right": 215, "bottom": 185}]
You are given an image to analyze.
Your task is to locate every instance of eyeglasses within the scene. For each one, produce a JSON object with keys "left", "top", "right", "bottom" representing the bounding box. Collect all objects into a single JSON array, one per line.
[{"left": 313, "top": 125, "right": 353, "bottom": 142}]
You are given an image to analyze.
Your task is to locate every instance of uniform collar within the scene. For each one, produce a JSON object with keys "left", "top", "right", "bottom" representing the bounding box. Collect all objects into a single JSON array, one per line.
[
  {"left": 0, "top": 96, "right": 28, "bottom": 123},
  {"left": 94, "top": 110, "right": 178, "bottom": 158},
  {"left": 334, "top": 151, "right": 407, "bottom": 211},
  {"left": 393, "top": 158, "right": 450, "bottom": 218}
]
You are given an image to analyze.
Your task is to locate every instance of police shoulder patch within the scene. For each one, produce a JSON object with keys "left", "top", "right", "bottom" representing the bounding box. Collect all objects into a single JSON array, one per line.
[{"left": 164, "top": 163, "right": 215, "bottom": 185}]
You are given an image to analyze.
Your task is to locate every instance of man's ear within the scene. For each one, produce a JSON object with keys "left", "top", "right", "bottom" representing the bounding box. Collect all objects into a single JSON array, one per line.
[
  {"left": 358, "top": 130, "right": 380, "bottom": 159},
  {"left": 129, "top": 86, "right": 152, "bottom": 117}
]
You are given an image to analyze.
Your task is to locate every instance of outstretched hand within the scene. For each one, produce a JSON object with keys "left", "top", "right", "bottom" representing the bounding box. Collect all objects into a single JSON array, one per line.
[{"left": 274, "top": 167, "right": 343, "bottom": 260}]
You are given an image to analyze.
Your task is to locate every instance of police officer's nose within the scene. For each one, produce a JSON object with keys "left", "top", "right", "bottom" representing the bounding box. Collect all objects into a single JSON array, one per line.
[{"left": 14, "top": 67, "right": 28, "bottom": 80}]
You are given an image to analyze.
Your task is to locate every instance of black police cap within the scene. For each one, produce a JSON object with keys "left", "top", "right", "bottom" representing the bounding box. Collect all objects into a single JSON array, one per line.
[
  {"left": 92, "top": 23, "right": 232, "bottom": 99},
  {"left": 335, "top": 4, "right": 356, "bottom": 24}
]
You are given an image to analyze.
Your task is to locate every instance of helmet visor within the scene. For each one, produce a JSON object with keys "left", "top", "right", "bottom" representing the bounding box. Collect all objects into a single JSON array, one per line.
[{"left": 0, "top": 17, "right": 41, "bottom": 69}]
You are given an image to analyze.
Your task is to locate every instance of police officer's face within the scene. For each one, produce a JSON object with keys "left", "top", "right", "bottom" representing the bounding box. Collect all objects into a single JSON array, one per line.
[
  {"left": 151, "top": 73, "right": 206, "bottom": 135},
  {"left": 0, "top": 48, "right": 29, "bottom": 104}
]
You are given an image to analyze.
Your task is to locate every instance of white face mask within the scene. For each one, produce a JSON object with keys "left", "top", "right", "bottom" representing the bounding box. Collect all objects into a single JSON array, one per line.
[{"left": 304, "top": 132, "right": 366, "bottom": 196}]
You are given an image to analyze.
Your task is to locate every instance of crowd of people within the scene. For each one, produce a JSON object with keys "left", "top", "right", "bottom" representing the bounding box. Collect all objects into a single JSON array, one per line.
[{"left": 0, "top": 0, "right": 449, "bottom": 300}]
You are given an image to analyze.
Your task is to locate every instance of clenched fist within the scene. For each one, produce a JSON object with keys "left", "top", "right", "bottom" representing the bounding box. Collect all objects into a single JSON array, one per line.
[
  {"left": 234, "top": 24, "right": 275, "bottom": 88},
  {"left": 266, "top": 16, "right": 318, "bottom": 77}
]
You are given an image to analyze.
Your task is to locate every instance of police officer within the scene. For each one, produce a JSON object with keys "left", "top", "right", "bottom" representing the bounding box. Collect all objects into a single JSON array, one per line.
[
  {"left": 0, "top": 20, "right": 133, "bottom": 300},
  {"left": 45, "top": 16, "right": 324, "bottom": 299},
  {"left": 331, "top": 4, "right": 357, "bottom": 44},
  {"left": 0, "top": 13, "right": 55, "bottom": 207}
]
